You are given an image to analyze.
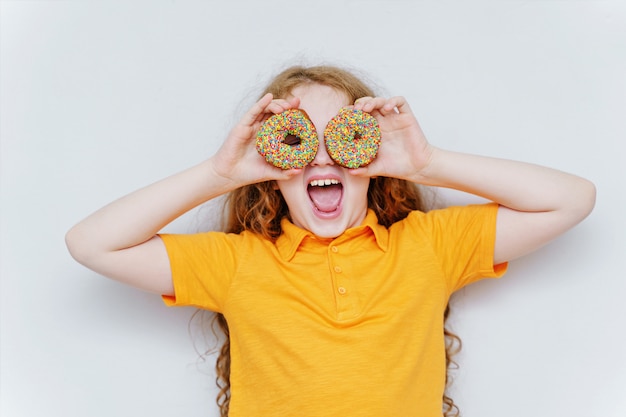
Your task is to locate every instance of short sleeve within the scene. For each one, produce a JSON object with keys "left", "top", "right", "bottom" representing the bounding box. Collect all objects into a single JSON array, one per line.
[
  {"left": 407, "top": 203, "right": 508, "bottom": 293},
  {"left": 159, "top": 231, "right": 241, "bottom": 312}
]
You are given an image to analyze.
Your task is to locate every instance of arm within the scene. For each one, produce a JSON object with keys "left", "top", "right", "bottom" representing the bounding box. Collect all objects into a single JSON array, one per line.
[
  {"left": 352, "top": 97, "right": 596, "bottom": 264},
  {"left": 65, "top": 94, "right": 301, "bottom": 295},
  {"left": 417, "top": 149, "right": 596, "bottom": 264}
]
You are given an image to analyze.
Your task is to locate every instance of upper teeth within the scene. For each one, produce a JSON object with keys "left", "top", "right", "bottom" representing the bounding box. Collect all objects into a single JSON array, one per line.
[{"left": 309, "top": 179, "right": 339, "bottom": 187}]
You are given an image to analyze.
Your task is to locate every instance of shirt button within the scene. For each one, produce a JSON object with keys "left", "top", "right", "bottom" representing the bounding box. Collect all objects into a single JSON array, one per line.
[
  {"left": 338, "top": 287, "right": 347, "bottom": 295},
  {"left": 334, "top": 266, "right": 342, "bottom": 273},
  {"left": 331, "top": 246, "right": 339, "bottom": 253}
]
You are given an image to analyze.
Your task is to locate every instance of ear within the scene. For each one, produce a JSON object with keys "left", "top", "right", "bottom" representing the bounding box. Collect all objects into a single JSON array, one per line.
[{"left": 271, "top": 181, "right": 279, "bottom": 190}]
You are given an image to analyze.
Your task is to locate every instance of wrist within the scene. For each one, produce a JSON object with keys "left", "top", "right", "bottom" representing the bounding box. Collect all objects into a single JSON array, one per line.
[
  {"left": 411, "top": 144, "right": 439, "bottom": 185},
  {"left": 204, "top": 157, "right": 244, "bottom": 192}
]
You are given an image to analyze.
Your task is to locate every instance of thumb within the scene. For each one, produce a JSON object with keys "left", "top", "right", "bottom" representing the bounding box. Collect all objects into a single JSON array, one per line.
[{"left": 348, "top": 166, "right": 373, "bottom": 177}]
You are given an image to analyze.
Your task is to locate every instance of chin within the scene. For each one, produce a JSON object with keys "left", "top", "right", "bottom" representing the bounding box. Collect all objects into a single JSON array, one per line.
[
  {"left": 302, "top": 207, "right": 367, "bottom": 239},
  {"left": 309, "top": 224, "right": 346, "bottom": 239}
]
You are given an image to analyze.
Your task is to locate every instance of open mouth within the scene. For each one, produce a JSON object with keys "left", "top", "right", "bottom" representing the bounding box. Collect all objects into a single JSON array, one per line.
[{"left": 307, "top": 178, "right": 343, "bottom": 213}]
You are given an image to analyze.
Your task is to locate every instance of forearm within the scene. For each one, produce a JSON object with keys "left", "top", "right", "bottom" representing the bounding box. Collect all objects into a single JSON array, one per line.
[
  {"left": 416, "top": 147, "right": 595, "bottom": 215},
  {"left": 66, "top": 157, "right": 236, "bottom": 260}
]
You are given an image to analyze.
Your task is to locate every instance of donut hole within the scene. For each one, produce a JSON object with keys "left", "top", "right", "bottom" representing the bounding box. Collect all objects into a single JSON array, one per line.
[{"left": 284, "top": 134, "right": 301, "bottom": 147}]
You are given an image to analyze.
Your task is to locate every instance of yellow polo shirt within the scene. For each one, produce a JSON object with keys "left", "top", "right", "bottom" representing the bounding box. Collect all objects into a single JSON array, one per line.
[{"left": 161, "top": 203, "right": 507, "bottom": 417}]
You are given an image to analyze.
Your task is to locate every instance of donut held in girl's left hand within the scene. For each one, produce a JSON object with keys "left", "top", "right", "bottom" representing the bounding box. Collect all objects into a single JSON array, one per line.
[
  {"left": 324, "top": 108, "right": 381, "bottom": 169},
  {"left": 255, "top": 109, "right": 319, "bottom": 169}
]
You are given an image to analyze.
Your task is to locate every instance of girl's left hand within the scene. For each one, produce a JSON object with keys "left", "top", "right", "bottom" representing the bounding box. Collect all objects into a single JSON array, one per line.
[{"left": 351, "top": 96, "right": 434, "bottom": 182}]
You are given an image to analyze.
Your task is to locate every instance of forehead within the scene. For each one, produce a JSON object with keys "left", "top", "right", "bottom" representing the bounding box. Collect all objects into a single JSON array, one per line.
[{"left": 288, "top": 84, "right": 350, "bottom": 125}]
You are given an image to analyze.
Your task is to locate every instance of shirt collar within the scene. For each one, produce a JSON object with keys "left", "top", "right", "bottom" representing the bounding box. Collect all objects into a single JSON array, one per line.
[{"left": 275, "top": 209, "right": 389, "bottom": 261}]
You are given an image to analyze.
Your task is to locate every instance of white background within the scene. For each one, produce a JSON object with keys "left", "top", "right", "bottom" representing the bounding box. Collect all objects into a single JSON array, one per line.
[{"left": 2, "top": 1, "right": 625, "bottom": 416}]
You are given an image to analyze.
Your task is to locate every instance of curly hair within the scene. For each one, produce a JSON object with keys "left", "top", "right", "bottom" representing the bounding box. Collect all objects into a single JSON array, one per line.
[{"left": 202, "top": 65, "right": 461, "bottom": 417}]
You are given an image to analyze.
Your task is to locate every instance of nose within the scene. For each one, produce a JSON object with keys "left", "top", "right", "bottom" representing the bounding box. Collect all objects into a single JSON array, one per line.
[{"left": 310, "top": 133, "right": 335, "bottom": 166}]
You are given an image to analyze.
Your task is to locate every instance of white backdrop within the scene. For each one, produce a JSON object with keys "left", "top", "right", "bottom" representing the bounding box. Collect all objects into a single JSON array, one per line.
[{"left": 2, "top": 1, "right": 625, "bottom": 416}]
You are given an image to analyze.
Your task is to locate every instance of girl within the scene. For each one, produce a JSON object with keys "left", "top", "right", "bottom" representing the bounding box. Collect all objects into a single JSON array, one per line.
[{"left": 65, "top": 65, "right": 596, "bottom": 417}]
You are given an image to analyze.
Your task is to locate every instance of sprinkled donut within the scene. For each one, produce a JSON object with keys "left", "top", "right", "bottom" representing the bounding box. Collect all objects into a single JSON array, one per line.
[
  {"left": 324, "top": 108, "right": 381, "bottom": 168},
  {"left": 256, "top": 109, "right": 318, "bottom": 169}
]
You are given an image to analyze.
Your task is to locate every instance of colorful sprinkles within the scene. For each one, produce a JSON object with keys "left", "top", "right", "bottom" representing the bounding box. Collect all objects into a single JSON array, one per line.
[
  {"left": 324, "top": 108, "right": 381, "bottom": 168},
  {"left": 255, "top": 109, "right": 318, "bottom": 169}
]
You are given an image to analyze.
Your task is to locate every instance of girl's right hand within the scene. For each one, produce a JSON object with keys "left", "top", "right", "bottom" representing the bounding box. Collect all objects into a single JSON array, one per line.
[{"left": 210, "top": 93, "right": 303, "bottom": 187}]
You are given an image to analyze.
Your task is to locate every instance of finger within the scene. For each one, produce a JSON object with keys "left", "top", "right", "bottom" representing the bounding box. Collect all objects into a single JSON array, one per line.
[
  {"left": 287, "top": 96, "right": 301, "bottom": 108},
  {"left": 384, "top": 96, "right": 411, "bottom": 114},
  {"left": 355, "top": 97, "right": 381, "bottom": 113},
  {"left": 373, "top": 96, "right": 405, "bottom": 116},
  {"left": 265, "top": 101, "right": 288, "bottom": 115},
  {"left": 265, "top": 96, "right": 302, "bottom": 115},
  {"left": 348, "top": 166, "right": 376, "bottom": 178},
  {"left": 241, "top": 93, "right": 273, "bottom": 127},
  {"left": 360, "top": 97, "right": 392, "bottom": 114},
  {"left": 353, "top": 96, "right": 374, "bottom": 110},
  {"left": 271, "top": 167, "right": 303, "bottom": 181}
]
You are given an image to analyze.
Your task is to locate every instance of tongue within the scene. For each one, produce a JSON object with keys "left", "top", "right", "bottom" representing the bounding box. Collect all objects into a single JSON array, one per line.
[{"left": 308, "top": 184, "right": 342, "bottom": 212}]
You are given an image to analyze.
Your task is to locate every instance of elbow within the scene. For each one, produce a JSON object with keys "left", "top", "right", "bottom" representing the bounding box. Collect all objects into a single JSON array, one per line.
[
  {"left": 581, "top": 178, "right": 596, "bottom": 217},
  {"left": 571, "top": 177, "right": 596, "bottom": 223},
  {"left": 65, "top": 226, "right": 81, "bottom": 262},
  {"left": 65, "top": 224, "right": 91, "bottom": 266}
]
